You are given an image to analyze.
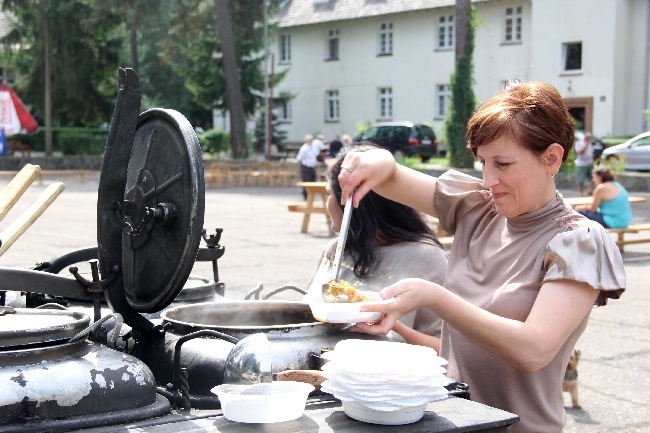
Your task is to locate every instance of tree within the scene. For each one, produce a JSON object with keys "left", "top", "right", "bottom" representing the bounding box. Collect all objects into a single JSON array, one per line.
[
  {"left": 164, "top": 0, "right": 285, "bottom": 158},
  {"left": 253, "top": 111, "right": 287, "bottom": 153},
  {"left": 214, "top": 0, "right": 247, "bottom": 158},
  {"left": 444, "top": 0, "right": 476, "bottom": 169},
  {"left": 1, "top": 0, "right": 122, "bottom": 130}
]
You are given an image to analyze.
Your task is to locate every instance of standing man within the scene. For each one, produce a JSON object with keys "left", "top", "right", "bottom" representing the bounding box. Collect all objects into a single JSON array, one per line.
[
  {"left": 312, "top": 134, "right": 327, "bottom": 161},
  {"left": 296, "top": 134, "right": 317, "bottom": 199},
  {"left": 575, "top": 132, "right": 594, "bottom": 196}
]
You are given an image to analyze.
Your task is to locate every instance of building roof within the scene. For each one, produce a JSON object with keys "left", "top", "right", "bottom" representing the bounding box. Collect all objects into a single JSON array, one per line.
[{"left": 276, "top": 0, "right": 462, "bottom": 27}]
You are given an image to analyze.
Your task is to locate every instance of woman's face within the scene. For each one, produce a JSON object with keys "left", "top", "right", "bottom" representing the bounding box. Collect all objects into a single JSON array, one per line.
[
  {"left": 326, "top": 184, "right": 344, "bottom": 232},
  {"left": 477, "top": 136, "right": 554, "bottom": 218},
  {"left": 592, "top": 173, "right": 603, "bottom": 185}
]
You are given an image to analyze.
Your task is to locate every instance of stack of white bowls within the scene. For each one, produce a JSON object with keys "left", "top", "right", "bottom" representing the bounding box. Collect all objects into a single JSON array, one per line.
[{"left": 320, "top": 339, "right": 449, "bottom": 425}]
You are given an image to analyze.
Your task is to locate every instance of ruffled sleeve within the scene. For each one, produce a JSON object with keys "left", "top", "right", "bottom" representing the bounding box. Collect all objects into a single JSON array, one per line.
[
  {"left": 543, "top": 224, "right": 626, "bottom": 306},
  {"left": 434, "top": 170, "right": 490, "bottom": 235}
]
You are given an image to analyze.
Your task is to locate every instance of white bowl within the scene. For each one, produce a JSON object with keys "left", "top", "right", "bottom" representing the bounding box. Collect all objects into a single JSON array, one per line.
[
  {"left": 308, "top": 293, "right": 393, "bottom": 324},
  {"left": 342, "top": 400, "right": 428, "bottom": 425},
  {"left": 212, "top": 381, "right": 314, "bottom": 423}
]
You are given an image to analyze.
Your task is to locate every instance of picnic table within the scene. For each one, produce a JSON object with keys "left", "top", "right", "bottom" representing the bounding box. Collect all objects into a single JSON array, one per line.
[
  {"left": 564, "top": 195, "right": 650, "bottom": 251},
  {"left": 563, "top": 195, "right": 647, "bottom": 207},
  {"left": 287, "top": 182, "right": 331, "bottom": 234}
]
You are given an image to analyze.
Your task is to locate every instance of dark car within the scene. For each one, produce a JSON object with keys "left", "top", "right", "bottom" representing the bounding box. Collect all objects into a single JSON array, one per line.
[
  {"left": 354, "top": 121, "right": 438, "bottom": 162},
  {"left": 591, "top": 137, "right": 607, "bottom": 160}
]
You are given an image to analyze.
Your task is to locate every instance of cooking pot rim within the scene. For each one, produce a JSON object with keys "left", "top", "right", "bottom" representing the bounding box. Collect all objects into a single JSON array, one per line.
[{"left": 159, "top": 300, "right": 331, "bottom": 331}]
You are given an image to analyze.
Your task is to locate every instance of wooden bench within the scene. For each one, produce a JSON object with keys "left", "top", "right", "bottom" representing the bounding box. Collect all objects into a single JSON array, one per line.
[
  {"left": 0, "top": 170, "right": 93, "bottom": 184},
  {"left": 607, "top": 223, "right": 650, "bottom": 252}
]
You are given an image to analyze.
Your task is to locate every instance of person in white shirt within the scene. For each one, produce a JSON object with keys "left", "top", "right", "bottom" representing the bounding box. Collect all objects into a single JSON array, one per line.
[
  {"left": 296, "top": 134, "right": 317, "bottom": 199},
  {"left": 575, "top": 132, "right": 594, "bottom": 196}
]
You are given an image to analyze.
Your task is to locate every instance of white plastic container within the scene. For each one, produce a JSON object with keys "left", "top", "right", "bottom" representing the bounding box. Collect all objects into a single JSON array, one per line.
[
  {"left": 342, "top": 400, "right": 428, "bottom": 425},
  {"left": 212, "top": 381, "right": 314, "bottom": 423}
]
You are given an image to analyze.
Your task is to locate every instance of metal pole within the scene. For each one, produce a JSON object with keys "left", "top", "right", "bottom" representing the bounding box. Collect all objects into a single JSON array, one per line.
[{"left": 263, "top": 0, "right": 270, "bottom": 160}]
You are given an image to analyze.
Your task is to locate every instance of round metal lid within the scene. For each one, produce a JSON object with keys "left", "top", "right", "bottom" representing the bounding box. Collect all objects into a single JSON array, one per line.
[
  {"left": 98, "top": 101, "right": 205, "bottom": 314},
  {"left": 120, "top": 109, "right": 205, "bottom": 312},
  {"left": 0, "top": 308, "right": 90, "bottom": 349}
]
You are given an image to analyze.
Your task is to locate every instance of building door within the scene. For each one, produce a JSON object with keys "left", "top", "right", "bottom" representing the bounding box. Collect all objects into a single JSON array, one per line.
[{"left": 564, "top": 97, "right": 593, "bottom": 133}]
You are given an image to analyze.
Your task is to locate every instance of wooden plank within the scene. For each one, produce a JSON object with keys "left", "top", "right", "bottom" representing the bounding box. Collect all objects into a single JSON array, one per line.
[
  {"left": 0, "top": 182, "right": 65, "bottom": 256},
  {"left": 0, "top": 164, "right": 41, "bottom": 222}
]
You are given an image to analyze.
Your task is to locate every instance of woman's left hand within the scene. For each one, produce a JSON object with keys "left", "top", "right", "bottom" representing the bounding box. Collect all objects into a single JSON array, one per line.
[{"left": 348, "top": 278, "right": 437, "bottom": 335}]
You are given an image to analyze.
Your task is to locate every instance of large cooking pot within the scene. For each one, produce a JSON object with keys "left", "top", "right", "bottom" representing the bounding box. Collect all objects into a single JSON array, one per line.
[{"left": 138, "top": 300, "right": 389, "bottom": 407}]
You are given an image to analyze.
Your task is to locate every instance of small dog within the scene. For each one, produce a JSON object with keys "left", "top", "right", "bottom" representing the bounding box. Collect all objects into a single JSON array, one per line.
[{"left": 562, "top": 349, "right": 582, "bottom": 409}]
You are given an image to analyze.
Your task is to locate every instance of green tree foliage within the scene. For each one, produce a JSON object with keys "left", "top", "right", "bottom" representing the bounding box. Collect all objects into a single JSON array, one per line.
[
  {"left": 0, "top": 0, "right": 122, "bottom": 126},
  {"left": 253, "top": 111, "right": 287, "bottom": 153},
  {"left": 444, "top": 2, "right": 477, "bottom": 169},
  {"left": 118, "top": 0, "right": 211, "bottom": 128}
]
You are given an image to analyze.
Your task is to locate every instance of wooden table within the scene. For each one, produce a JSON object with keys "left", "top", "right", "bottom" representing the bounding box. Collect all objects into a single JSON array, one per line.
[
  {"left": 288, "top": 182, "right": 331, "bottom": 234},
  {"left": 563, "top": 195, "right": 647, "bottom": 207},
  {"left": 82, "top": 395, "right": 519, "bottom": 432}
]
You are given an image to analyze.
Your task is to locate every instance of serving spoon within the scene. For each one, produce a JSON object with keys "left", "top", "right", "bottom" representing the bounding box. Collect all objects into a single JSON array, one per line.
[{"left": 321, "top": 191, "right": 354, "bottom": 302}]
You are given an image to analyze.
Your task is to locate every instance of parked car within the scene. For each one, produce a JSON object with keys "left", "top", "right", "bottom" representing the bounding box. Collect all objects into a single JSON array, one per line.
[
  {"left": 591, "top": 137, "right": 607, "bottom": 160},
  {"left": 354, "top": 121, "right": 438, "bottom": 162},
  {"left": 601, "top": 131, "right": 650, "bottom": 171}
]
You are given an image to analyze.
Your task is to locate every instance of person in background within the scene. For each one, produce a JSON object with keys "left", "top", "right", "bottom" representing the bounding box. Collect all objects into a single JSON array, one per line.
[
  {"left": 341, "top": 134, "right": 353, "bottom": 149},
  {"left": 296, "top": 134, "right": 317, "bottom": 199},
  {"left": 328, "top": 135, "right": 343, "bottom": 157},
  {"left": 338, "top": 81, "right": 625, "bottom": 433},
  {"left": 575, "top": 131, "right": 595, "bottom": 196},
  {"left": 575, "top": 166, "right": 632, "bottom": 228},
  {"left": 312, "top": 134, "right": 327, "bottom": 162},
  {"left": 307, "top": 142, "right": 448, "bottom": 339}
]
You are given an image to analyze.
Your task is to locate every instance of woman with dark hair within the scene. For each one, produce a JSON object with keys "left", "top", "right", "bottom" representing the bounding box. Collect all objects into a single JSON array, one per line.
[
  {"left": 575, "top": 166, "right": 632, "bottom": 228},
  {"left": 307, "top": 142, "right": 448, "bottom": 339},
  {"left": 337, "top": 81, "right": 625, "bottom": 433}
]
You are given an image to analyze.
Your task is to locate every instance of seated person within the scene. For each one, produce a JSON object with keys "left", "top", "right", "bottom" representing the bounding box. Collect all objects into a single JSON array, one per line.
[
  {"left": 575, "top": 166, "right": 632, "bottom": 228},
  {"left": 307, "top": 142, "right": 448, "bottom": 338}
]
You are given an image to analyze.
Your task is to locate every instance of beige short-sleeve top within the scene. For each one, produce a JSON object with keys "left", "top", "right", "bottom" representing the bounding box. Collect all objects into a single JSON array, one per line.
[{"left": 434, "top": 170, "right": 625, "bottom": 433}]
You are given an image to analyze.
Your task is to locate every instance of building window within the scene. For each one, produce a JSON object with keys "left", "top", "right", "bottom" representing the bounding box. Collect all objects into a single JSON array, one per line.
[
  {"left": 327, "top": 29, "right": 339, "bottom": 60},
  {"left": 378, "top": 87, "right": 392, "bottom": 119},
  {"left": 277, "top": 93, "right": 292, "bottom": 122},
  {"left": 326, "top": 90, "right": 340, "bottom": 121},
  {"left": 438, "top": 15, "right": 454, "bottom": 50},
  {"left": 503, "top": 6, "right": 522, "bottom": 43},
  {"left": 279, "top": 34, "right": 291, "bottom": 63},
  {"left": 378, "top": 22, "right": 393, "bottom": 55},
  {"left": 562, "top": 42, "right": 582, "bottom": 73},
  {"left": 436, "top": 84, "right": 451, "bottom": 119}
]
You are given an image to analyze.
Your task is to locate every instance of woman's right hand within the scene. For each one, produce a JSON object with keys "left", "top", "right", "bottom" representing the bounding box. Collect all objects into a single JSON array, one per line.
[{"left": 338, "top": 148, "right": 396, "bottom": 207}]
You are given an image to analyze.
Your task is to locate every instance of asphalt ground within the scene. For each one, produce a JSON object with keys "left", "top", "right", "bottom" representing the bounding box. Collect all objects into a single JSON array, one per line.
[{"left": 1, "top": 173, "right": 649, "bottom": 433}]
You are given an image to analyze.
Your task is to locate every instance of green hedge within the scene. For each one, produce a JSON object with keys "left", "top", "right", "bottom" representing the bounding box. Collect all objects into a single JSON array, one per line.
[{"left": 18, "top": 127, "right": 109, "bottom": 155}]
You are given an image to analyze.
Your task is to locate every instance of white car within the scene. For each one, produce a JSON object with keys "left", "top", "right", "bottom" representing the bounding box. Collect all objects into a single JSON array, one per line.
[{"left": 601, "top": 131, "right": 650, "bottom": 171}]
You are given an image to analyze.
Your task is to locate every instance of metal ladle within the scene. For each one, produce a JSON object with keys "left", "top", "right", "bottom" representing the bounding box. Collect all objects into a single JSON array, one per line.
[{"left": 321, "top": 191, "right": 354, "bottom": 302}]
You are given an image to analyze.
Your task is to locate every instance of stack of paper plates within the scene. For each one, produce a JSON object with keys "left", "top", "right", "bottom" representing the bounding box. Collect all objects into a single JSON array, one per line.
[{"left": 320, "top": 339, "right": 449, "bottom": 425}]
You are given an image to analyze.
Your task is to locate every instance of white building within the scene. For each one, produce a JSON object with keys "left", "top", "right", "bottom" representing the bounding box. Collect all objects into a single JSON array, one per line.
[{"left": 270, "top": 0, "right": 650, "bottom": 146}]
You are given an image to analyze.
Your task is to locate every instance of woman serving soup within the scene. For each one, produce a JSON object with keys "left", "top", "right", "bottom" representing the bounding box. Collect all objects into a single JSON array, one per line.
[{"left": 338, "top": 81, "right": 626, "bottom": 433}]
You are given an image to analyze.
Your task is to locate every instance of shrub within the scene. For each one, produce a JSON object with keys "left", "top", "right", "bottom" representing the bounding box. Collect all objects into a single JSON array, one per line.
[{"left": 198, "top": 129, "right": 230, "bottom": 155}]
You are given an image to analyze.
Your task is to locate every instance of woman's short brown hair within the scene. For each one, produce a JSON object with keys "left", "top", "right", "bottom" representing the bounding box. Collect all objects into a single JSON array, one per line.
[
  {"left": 594, "top": 166, "right": 615, "bottom": 182},
  {"left": 466, "top": 80, "right": 575, "bottom": 162}
]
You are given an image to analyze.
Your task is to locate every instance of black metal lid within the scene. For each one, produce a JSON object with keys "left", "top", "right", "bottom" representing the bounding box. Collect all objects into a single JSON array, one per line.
[
  {"left": 0, "top": 307, "right": 90, "bottom": 349},
  {"left": 98, "top": 68, "right": 205, "bottom": 317}
]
